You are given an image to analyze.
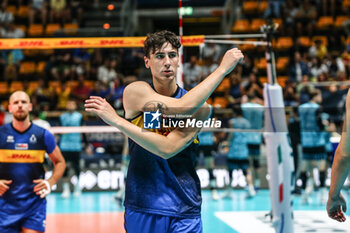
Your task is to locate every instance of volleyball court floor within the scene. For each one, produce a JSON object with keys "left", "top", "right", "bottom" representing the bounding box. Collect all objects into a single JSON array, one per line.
[{"left": 45, "top": 189, "right": 350, "bottom": 233}]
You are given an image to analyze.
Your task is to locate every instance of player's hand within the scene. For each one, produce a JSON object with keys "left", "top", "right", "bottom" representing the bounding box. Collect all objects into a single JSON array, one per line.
[
  {"left": 84, "top": 96, "right": 120, "bottom": 126},
  {"left": 0, "top": 180, "right": 12, "bottom": 196},
  {"left": 327, "top": 193, "right": 347, "bottom": 222},
  {"left": 218, "top": 48, "right": 244, "bottom": 76},
  {"left": 33, "top": 179, "right": 51, "bottom": 198}
]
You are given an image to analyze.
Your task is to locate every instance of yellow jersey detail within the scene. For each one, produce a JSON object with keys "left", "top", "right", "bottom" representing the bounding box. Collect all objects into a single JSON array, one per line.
[{"left": 0, "top": 149, "right": 45, "bottom": 163}]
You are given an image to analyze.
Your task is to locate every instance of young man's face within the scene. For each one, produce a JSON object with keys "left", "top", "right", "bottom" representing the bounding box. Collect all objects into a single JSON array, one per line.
[
  {"left": 144, "top": 42, "right": 179, "bottom": 81},
  {"left": 8, "top": 92, "right": 32, "bottom": 122}
]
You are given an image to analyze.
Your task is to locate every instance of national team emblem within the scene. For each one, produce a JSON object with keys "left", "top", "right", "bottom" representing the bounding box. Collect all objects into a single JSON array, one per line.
[
  {"left": 15, "top": 143, "right": 28, "bottom": 150},
  {"left": 143, "top": 110, "right": 161, "bottom": 129},
  {"left": 6, "top": 135, "right": 14, "bottom": 143},
  {"left": 29, "top": 134, "right": 37, "bottom": 144}
]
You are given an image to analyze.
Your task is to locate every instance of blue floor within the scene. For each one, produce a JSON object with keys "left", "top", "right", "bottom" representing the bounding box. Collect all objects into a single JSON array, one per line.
[{"left": 47, "top": 189, "right": 349, "bottom": 233}]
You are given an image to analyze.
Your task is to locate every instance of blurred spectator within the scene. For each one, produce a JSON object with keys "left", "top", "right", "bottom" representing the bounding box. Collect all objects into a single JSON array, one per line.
[
  {"left": 97, "top": 58, "right": 117, "bottom": 86},
  {"left": 1, "top": 22, "right": 25, "bottom": 81},
  {"left": 309, "top": 39, "right": 328, "bottom": 60},
  {"left": 201, "top": 56, "right": 219, "bottom": 81},
  {"left": 201, "top": 42, "right": 222, "bottom": 63},
  {"left": 0, "top": 1, "right": 14, "bottom": 27},
  {"left": 264, "top": 0, "right": 285, "bottom": 19},
  {"left": 50, "top": 50, "right": 73, "bottom": 81},
  {"left": 71, "top": 75, "right": 91, "bottom": 108},
  {"left": 72, "top": 48, "right": 91, "bottom": 79},
  {"left": 50, "top": 0, "right": 71, "bottom": 24},
  {"left": 56, "top": 81, "right": 71, "bottom": 110},
  {"left": 29, "top": 0, "right": 49, "bottom": 25},
  {"left": 228, "top": 71, "right": 243, "bottom": 107},
  {"left": 327, "top": 53, "right": 345, "bottom": 79},
  {"left": 240, "top": 54, "right": 255, "bottom": 78},
  {"left": 242, "top": 72, "right": 264, "bottom": 103},
  {"left": 283, "top": 81, "right": 298, "bottom": 106},
  {"left": 308, "top": 57, "right": 328, "bottom": 80},
  {"left": 108, "top": 75, "right": 128, "bottom": 110},
  {"left": 341, "top": 45, "right": 350, "bottom": 76},
  {"left": 89, "top": 80, "right": 110, "bottom": 98},
  {"left": 295, "top": 0, "right": 317, "bottom": 37},
  {"left": 67, "top": 0, "right": 85, "bottom": 25},
  {"left": 281, "top": 0, "right": 298, "bottom": 37},
  {"left": 288, "top": 51, "right": 310, "bottom": 83},
  {"left": 183, "top": 55, "right": 202, "bottom": 90}
]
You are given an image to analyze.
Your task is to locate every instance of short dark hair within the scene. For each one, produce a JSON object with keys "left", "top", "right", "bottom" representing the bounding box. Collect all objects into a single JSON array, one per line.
[{"left": 144, "top": 30, "right": 181, "bottom": 58}]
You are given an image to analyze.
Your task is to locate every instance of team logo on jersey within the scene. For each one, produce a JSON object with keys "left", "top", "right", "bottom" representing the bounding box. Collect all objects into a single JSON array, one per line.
[
  {"left": 6, "top": 135, "right": 14, "bottom": 143},
  {"left": 30, "top": 134, "right": 37, "bottom": 144},
  {"left": 15, "top": 143, "right": 28, "bottom": 150},
  {"left": 143, "top": 110, "right": 161, "bottom": 129}
]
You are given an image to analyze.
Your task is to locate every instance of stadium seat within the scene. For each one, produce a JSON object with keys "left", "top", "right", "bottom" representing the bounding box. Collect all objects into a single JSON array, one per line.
[
  {"left": 258, "top": 1, "right": 268, "bottom": 14},
  {"left": 316, "top": 16, "right": 334, "bottom": 30},
  {"left": 274, "top": 37, "right": 293, "bottom": 51},
  {"left": 276, "top": 57, "right": 289, "bottom": 72},
  {"left": 250, "top": 18, "right": 265, "bottom": 32},
  {"left": 243, "top": 1, "right": 258, "bottom": 15},
  {"left": 298, "top": 37, "right": 311, "bottom": 47},
  {"left": 64, "top": 23, "right": 79, "bottom": 35},
  {"left": 83, "top": 80, "right": 95, "bottom": 89},
  {"left": 29, "top": 81, "right": 39, "bottom": 90},
  {"left": 28, "top": 24, "right": 44, "bottom": 37},
  {"left": 239, "top": 38, "right": 258, "bottom": 51},
  {"left": 67, "top": 80, "right": 78, "bottom": 88},
  {"left": 312, "top": 35, "right": 328, "bottom": 46},
  {"left": 212, "top": 97, "right": 228, "bottom": 108},
  {"left": 49, "top": 81, "right": 61, "bottom": 90},
  {"left": 259, "top": 76, "right": 268, "bottom": 84},
  {"left": 45, "top": 24, "right": 61, "bottom": 36},
  {"left": 277, "top": 76, "right": 288, "bottom": 88},
  {"left": 6, "top": 5, "right": 17, "bottom": 16},
  {"left": 231, "top": 19, "right": 250, "bottom": 33},
  {"left": 256, "top": 58, "right": 267, "bottom": 70},
  {"left": 342, "top": 0, "right": 350, "bottom": 8},
  {"left": 0, "top": 82, "right": 8, "bottom": 95},
  {"left": 19, "top": 61, "right": 36, "bottom": 74},
  {"left": 215, "top": 78, "right": 230, "bottom": 93},
  {"left": 9, "top": 81, "right": 24, "bottom": 92},
  {"left": 335, "top": 16, "right": 349, "bottom": 28},
  {"left": 16, "top": 5, "right": 29, "bottom": 18},
  {"left": 36, "top": 61, "right": 46, "bottom": 73}
]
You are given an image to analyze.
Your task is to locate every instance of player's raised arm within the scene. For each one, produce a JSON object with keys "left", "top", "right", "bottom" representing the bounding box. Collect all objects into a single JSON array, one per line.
[
  {"left": 85, "top": 96, "right": 210, "bottom": 159},
  {"left": 327, "top": 89, "right": 350, "bottom": 222},
  {"left": 123, "top": 48, "right": 243, "bottom": 116}
]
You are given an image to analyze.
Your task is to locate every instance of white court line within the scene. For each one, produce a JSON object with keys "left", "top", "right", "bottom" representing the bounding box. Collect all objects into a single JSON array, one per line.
[{"left": 215, "top": 210, "right": 350, "bottom": 233}]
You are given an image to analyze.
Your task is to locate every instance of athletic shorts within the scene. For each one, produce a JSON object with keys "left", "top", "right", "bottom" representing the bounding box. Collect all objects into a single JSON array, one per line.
[
  {"left": 302, "top": 146, "right": 327, "bottom": 160},
  {"left": 248, "top": 144, "right": 260, "bottom": 157},
  {"left": 227, "top": 158, "right": 250, "bottom": 172},
  {"left": 0, "top": 197, "right": 46, "bottom": 233},
  {"left": 124, "top": 208, "right": 202, "bottom": 233}
]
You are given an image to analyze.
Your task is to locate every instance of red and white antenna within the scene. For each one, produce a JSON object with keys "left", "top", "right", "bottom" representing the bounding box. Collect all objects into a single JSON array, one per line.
[{"left": 177, "top": 0, "right": 184, "bottom": 88}]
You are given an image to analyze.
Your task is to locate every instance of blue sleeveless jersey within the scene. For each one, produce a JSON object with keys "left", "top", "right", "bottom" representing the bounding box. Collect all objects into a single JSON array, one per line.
[
  {"left": 228, "top": 117, "right": 251, "bottom": 160},
  {"left": 241, "top": 102, "right": 264, "bottom": 145},
  {"left": 0, "top": 123, "right": 56, "bottom": 200},
  {"left": 124, "top": 84, "right": 201, "bottom": 218},
  {"left": 59, "top": 111, "right": 83, "bottom": 152},
  {"left": 298, "top": 102, "right": 326, "bottom": 147}
]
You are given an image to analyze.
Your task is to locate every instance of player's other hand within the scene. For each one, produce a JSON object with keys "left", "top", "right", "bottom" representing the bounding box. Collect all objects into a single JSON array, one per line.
[
  {"left": 327, "top": 193, "right": 347, "bottom": 222},
  {"left": 33, "top": 179, "right": 51, "bottom": 198},
  {"left": 0, "top": 180, "right": 12, "bottom": 196},
  {"left": 218, "top": 48, "right": 244, "bottom": 76},
  {"left": 84, "top": 96, "right": 119, "bottom": 126}
]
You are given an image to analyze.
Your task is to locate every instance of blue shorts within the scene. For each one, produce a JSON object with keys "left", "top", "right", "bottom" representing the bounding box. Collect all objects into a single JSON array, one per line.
[
  {"left": 0, "top": 196, "right": 46, "bottom": 233},
  {"left": 124, "top": 208, "right": 202, "bottom": 233}
]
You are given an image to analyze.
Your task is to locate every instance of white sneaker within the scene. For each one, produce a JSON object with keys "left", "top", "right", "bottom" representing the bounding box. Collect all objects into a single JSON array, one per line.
[
  {"left": 211, "top": 189, "right": 220, "bottom": 200},
  {"left": 301, "top": 193, "right": 311, "bottom": 205},
  {"left": 73, "top": 189, "right": 82, "bottom": 197},
  {"left": 246, "top": 185, "right": 256, "bottom": 198},
  {"left": 221, "top": 189, "right": 233, "bottom": 199},
  {"left": 61, "top": 182, "right": 71, "bottom": 198},
  {"left": 319, "top": 187, "right": 327, "bottom": 205}
]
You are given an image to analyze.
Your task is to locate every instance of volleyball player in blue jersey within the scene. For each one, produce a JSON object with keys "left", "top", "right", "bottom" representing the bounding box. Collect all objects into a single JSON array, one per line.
[
  {"left": 0, "top": 91, "right": 66, "bottom": 233},
  {"left": 85, "top": 30, "right": 243, "bottom": 233}
]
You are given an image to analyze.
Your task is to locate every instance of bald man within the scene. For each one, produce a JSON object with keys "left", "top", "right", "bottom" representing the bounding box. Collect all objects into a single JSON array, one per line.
[{"left": 0, "top": 91, "right": 66, "bottom": 233}]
